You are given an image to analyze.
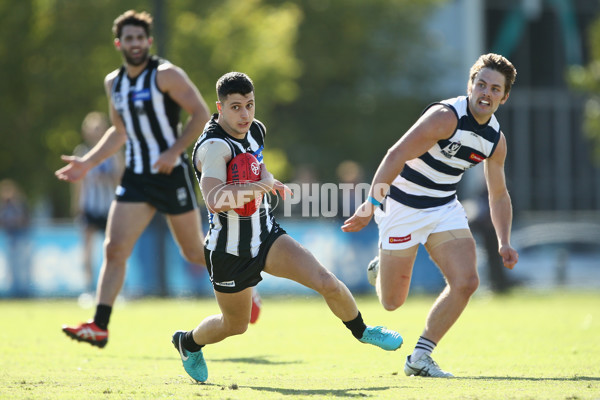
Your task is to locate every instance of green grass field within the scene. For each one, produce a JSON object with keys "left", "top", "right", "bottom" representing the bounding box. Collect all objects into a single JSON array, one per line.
[{"left": 1, "top": 290, "right": 599, "bottom": 399}]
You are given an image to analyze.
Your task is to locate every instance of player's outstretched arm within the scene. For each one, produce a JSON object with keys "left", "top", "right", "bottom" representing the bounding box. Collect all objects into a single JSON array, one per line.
[
  {"left": 55, "top": 126, "right": 125, "bottom": 183},
  {"left": 341, "top": 201, "right": 378, "bottom": 232},
  {"left": 271, "top": 178, "right": 292, "bottom": 200},
  {"left": 55, "top": 155, "right": 90, "bottom": 183},
  {"left": 342, "top": 105, "right": 456, "bottom": 233}
]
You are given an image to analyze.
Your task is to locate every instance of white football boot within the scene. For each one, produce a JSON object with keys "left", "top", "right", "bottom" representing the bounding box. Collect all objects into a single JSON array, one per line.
[
  {"left": 404, "top": 354, "right": 454, "bottom": 378},
  {"left": 367, "top": 256, "right": 379, "bottom": 287}
]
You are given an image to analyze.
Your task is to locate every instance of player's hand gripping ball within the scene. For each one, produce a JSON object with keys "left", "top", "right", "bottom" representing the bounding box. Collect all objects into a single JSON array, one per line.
[{"left": 226, "top": 153, "right": 263, "bottom": 217}]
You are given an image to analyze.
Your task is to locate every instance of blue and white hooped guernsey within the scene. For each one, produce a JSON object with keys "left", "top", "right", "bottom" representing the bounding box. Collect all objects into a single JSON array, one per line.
[{"left": 389, "top": 96, "right": 501, "bottom": 209}]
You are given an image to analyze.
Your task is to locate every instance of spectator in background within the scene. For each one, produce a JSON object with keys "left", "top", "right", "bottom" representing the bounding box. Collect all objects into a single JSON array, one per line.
[
  {"left": 335, "top": 160, "right": 374, "bottom": 292},
  {"left": 72, "top": 112, "right": 123, "bottom": 293},
  {"left": 0, "top": 179, "right": 31, "bottom": 298},
  {"left": 467, "top": 185, "right": 514, "bottom": 293},
  {"left": 286, "top": 164, "right": 320, "bottom": 218},
  {"left": 336, "top": 160, "right": 365, "bottom": 218}
]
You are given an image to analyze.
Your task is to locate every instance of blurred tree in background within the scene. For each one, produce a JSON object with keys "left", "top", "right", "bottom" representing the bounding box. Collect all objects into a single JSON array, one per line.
[
  {"left": 570, "top": 14, "right": 600, "bottom": 163},
  {"left": 270, "top": 0, "right": 443, "bottom": 182},
  {"left": 0, "top": 0, "right": 443, "bottom": 218}
]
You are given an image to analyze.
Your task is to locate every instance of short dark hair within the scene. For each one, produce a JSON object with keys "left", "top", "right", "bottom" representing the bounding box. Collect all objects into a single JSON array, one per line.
[
  {"left": 112, "top": 10, "right": 153, "bottom": 39},
  {"left": 216, "top": 72, "right": 254, "bottom": 101},
  {"left": 469, "top": 53, "right": 517, "bottom": 96}
]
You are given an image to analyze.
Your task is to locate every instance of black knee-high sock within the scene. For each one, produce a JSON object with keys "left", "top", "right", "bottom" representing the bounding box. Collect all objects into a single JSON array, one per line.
[
  {"left": 182, "top": 330, "right": 204, "bottom": 352},
  {"left": 93, "top": 304, "right": 112, "bottom": 330},
  {"left": 343, "top": 311, "right": 367, "bottom": 339}
]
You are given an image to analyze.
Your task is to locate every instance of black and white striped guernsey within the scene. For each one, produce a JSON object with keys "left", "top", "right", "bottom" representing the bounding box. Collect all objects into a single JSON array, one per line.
[
  {"left": 75, "top": 143, "right": 119, "bottom": 218},
  {"left": 192, "top": 114, "right": 275, "bottom": 258},
  {"left": 111, "top": 56, "right": 186, "bottom": 174},
  {"left": 390, "top": 96, "right": 501, "bottom": 209}
]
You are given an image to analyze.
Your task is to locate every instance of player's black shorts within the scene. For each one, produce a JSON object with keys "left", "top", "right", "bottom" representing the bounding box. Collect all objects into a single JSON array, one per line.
[
  {"left": 116, "top": 164, "right": 197, "bottom": 215},
  {"left": 205, "top": 223, "right": 287, "bottom": 293},
  {"left": 81, "top": 211, "right": 108, "bottom": 231}
]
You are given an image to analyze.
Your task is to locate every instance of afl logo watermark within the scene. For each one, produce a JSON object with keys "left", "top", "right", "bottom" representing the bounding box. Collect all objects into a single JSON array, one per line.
[{"left": 206, "top": 181, "right": 278, "bottom": 220}]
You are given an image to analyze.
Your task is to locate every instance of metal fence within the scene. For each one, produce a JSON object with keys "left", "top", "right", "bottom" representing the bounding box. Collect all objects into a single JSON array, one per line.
[{"left": 496, "top": 88, "right": 600, "bottom": 213}]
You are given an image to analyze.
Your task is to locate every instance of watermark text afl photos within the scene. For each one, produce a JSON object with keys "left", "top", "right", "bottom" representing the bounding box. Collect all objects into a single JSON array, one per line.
[{"left": 208, "top": 182, "right": 389, "bottom": 219}]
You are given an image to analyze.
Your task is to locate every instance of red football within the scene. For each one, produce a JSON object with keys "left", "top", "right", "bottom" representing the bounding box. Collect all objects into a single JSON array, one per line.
[{"left": 226, "top": 153, "right": 263, "bottom": 217}]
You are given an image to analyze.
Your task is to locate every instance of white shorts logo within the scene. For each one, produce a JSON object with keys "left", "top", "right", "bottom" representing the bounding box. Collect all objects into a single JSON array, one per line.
[
  {"left": 176, "top": 187, "right": 188, "bottom": 206},
  {"left": 214, "top": 280, "right": 236, "bottom": 287}
]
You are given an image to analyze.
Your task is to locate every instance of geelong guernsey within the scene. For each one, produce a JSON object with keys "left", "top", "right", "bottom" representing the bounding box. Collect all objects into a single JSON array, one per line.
[
  {"left": 110, "top": 56, "right": 185, "bottom": 174},
  {"left": 192, "top": 114, "right": 275, "bottom": 258},
  {"left": 390, "top": 96, "right": 501, "bottom": 209}
]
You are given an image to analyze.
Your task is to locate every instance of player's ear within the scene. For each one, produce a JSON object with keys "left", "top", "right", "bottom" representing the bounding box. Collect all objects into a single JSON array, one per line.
[
  {"left": 114, "top": 38, "right": 121, "bottom": 49},
  {"left": 148, "top": 36, "right": 153, "bottom": 46},
  {"left": 216, "top": 101, "right": 222, "bottom": 112}
]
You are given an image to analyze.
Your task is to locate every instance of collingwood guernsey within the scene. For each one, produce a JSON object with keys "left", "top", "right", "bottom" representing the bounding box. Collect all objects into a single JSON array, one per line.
[
  {"left": 390, "top": 96, "right": 501, "bottom": 209},
  {"left": 192, "top": 114, "right": 276, "bottom": 258},
  {"left": 110, "top": 55, "right": 187, "bottom": 174}
]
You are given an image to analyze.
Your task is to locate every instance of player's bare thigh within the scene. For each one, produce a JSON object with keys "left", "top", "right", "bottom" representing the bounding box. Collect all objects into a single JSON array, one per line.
[
  {"left": 105, "top": 201, "right": 156, "bottom": 250},
  {"left": 214, "top": 288, "right": 253, "bottom": 327},
  {"left": 192, "top": 289, "right": 253, "bottom": 343},
  {"left": 263, "top": 234, "right": 333, "bottom": 292},
  {"left": 378, "top": 246, "right": 419, "bottom": 310},
  {"left": 425, "top": 229, "right": 478, "bottom": 287},
  {"left": 166, "top": 209, "right": 205, "bottom": 264}
]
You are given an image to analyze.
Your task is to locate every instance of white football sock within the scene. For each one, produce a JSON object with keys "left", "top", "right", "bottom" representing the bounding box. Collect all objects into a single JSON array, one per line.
[{"left": 410, "top": 336, "right": 437, "bottom": 362}]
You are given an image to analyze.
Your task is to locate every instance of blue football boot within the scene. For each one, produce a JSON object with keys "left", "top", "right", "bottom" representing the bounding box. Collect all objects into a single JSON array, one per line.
[
  {"left": 172, "top": 330, "right": 208, "bottom": 382},
  {"left": 359, "top": 326, "right": 403, "bottom": 351}
]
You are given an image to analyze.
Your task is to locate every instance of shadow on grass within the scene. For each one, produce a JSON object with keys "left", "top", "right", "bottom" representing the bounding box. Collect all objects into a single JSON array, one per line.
[
  {"left": 460, "top": 376, "right": 600, "bottom": 382},
  {"left": 210, "top": 355, "right": 300, "bottom": 365},
  {"left": 244, "top": 384, "right": 405, "bottom": 398},
  {"left": 128, "top": 354, "right": 300, "bottom": 364}
]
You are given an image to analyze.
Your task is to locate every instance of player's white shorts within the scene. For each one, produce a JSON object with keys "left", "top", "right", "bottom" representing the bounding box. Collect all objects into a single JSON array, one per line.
[{"left": 374, "top": 198, "right": 469, "bottom": 250}]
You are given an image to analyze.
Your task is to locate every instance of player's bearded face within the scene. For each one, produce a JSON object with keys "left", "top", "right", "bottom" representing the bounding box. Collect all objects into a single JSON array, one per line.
[
  {"left": 122, "top": 47, "right": 150, "bottom": 66},
  {"left": 118, "top": 25, "right": 151, "bottom": 67}
]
